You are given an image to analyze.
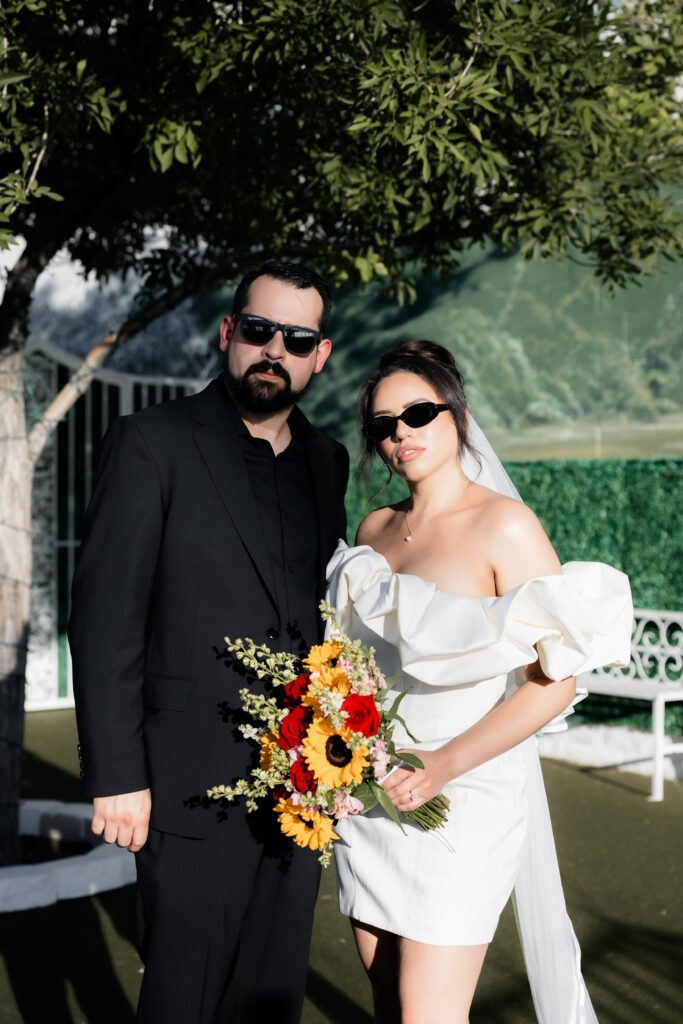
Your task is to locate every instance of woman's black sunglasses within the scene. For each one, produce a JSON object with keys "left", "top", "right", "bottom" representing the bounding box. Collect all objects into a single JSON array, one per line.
[
  {"left": 234, "top": 313, "right": 321, "bottom": 356},
  {"left": 363, "top": 402, "right": 451, "bottom": 442}
]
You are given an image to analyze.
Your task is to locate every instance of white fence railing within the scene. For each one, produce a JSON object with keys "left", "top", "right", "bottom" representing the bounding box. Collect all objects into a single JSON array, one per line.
[{"left": 24, "top": 338, "right": 204, "bottom": 710}]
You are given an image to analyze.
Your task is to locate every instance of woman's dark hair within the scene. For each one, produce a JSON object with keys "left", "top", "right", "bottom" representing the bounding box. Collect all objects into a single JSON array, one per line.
[
  {"left": 232, "top": 259, "right": 333, "bottom": 333},
  {"left": 357, "top": 339, "right": 480, "bottom": 482}
]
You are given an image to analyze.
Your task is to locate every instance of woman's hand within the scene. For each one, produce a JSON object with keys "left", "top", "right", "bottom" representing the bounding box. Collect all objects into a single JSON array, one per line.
[{"left": 381, "top": 748, "right": 451, "bottom": 811}]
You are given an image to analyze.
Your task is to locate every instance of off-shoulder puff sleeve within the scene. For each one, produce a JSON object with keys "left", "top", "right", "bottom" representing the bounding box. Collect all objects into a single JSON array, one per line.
[{"left": 326, "top": 541, "right": 633, "bottom": 689}]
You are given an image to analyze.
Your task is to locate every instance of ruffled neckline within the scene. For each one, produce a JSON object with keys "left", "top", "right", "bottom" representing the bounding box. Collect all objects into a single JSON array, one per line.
[
  {"left": 326, "top": 540, "right": 633, "bottom": 689},
  {"left": 331, "top": 541, "right": 564, "bottom": 604}
]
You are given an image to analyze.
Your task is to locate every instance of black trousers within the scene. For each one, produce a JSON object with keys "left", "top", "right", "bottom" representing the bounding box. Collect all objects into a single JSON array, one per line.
[{"left": 135, "top": 805, "right": 321, "bottom": 1023}]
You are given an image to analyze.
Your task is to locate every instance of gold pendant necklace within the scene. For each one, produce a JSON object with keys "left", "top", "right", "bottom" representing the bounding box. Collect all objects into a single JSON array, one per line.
[{"left": 403, "top": 510, "right": 413, "bottom": 542}]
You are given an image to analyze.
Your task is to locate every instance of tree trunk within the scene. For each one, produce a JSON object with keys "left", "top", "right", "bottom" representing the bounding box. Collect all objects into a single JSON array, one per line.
[
  {"left": 0, "top": 350, "right": 32, "bottom": 865},
  {"left": 0, "top": 240, "right": 57, "bottom": 865}
]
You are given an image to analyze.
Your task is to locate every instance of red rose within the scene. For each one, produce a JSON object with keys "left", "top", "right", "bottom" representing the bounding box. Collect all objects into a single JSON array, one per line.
[
  {"left": 341, "top": 694, "right": 380, "bottom": 737},
  {"left": 283, "top": 673, "right": 310, "bottom": 708},
  {"left": 290, "top": 758, "right": 318, "bottom": 794},
  {"left": 277, "top": 705, "right": 313, "bottom": 749},
  {"left": 272, "top": 784, "right": 287, "bottom": 802}
]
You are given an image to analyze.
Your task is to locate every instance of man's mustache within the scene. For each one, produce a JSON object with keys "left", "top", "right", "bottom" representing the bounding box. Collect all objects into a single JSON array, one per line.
[{"left": 245, "top": 360, "right": 291, "bottom": 387}]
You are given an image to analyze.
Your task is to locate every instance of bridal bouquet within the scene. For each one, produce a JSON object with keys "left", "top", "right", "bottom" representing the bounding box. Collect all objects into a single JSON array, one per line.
[{"left": 208, "top": 601, "right": 450, "bottom": 866}]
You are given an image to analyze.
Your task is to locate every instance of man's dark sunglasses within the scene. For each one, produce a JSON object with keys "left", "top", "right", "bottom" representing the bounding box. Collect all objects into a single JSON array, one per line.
[
  {"left": 234, "top": 314, "right": 321, "bottom": 356},
  {"left": 363, "top": 401, "right": 451, "bottom": 442}
]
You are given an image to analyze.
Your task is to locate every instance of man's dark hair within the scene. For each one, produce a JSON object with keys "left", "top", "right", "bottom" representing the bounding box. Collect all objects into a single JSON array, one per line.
[{"left": 232, "top": 260, "right": 333, "bottom": 333}]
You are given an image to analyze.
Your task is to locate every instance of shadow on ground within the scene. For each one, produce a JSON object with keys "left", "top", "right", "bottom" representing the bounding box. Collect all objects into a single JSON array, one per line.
[
  {"left": 305, "top": 967, "right": 372, "bottom": 1023},
  {"left": 2, "top": 712, "right": 681, "bottom": 1024},
  {"left": 0, "top": 888, "right": 138, "bottom": 1023},
  {"left": 472, "top": 913, "right": 683, "bottom": 1023}
]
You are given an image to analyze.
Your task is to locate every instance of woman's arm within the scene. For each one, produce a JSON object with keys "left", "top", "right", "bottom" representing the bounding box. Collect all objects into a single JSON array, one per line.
[{"left": 383, "top": 500, "right": 576, "bottom": 810}]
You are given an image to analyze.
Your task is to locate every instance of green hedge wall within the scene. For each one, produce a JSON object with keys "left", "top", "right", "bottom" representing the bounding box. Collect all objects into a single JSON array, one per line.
[
  {"left": 505, "top": 459, "right": 682, "bottom": 611},
  {"left": 345, "top": 457, "right": 683, "bottom": 732}
]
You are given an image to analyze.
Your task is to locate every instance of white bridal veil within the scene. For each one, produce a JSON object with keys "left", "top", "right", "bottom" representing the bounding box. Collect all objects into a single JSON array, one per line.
[{"left": 461, "top": 417, "right": 599, "bottom": 1024}]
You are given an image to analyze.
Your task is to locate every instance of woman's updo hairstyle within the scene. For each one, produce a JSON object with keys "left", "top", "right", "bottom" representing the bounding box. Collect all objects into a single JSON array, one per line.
[{"left": 357, "top": 339, "right": 480, "bottom": 481}]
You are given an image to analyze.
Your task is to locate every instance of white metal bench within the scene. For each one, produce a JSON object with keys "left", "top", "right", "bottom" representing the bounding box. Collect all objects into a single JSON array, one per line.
[{"left": 578, "top": 608, "right": 683, "bottom": 801}]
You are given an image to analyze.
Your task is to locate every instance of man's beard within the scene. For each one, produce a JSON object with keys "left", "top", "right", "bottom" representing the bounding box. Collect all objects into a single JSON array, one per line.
[{"left": 224, "top": 359, "right": 314, "bottom": 413}]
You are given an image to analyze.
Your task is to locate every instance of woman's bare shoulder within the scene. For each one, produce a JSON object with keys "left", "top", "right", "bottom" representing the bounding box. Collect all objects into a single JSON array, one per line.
[
  {"left": 355, "top": 503, "right": 404, "bottom": 546},
  {"left": 473, "top": 492, "right": 561, "bottom": 590},
  {"left": 474, "top": 488, "right": 544, "bottom": 540}
]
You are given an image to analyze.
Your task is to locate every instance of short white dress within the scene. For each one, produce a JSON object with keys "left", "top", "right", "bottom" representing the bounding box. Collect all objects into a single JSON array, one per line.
[{"left": 326, "top": 542, "right": 633, "bottom": 1018}]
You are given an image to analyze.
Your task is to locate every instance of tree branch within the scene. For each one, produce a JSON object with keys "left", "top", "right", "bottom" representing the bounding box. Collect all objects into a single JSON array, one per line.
[
  {"left": 28, "top": 270, "right": 215, "bottom": 465},
  {"left": 2, "top": 104, "right": 50, "bottom": 231},
  {"left": 445, "top": 0, "right": 482, "bottom": 98},
  {"left": 25, "top": 105, "right": 50, "bottom": 196},
  {"left": 0, "top": 242, "right": 59, "bottom": 354}
]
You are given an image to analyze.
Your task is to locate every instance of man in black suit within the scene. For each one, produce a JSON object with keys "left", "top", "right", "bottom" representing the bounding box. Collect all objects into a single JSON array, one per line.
[{"left": 68, "top": 261, "right": 349, "bottom": 1023}]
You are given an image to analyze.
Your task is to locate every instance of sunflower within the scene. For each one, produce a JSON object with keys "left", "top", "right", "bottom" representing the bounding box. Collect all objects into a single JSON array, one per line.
[
  {"left": 259, "top": 731, "right": 279, "bottom": 771},
  {"left": 300, "top": 690, "right": 322, "bottom": 714},
  {"left": 317, "top": 665, "right": 351, "bottom": 697},
  {"left": 275, "top": 798, "right": 339, "bottom": 851},
  {"left": 302, "top": 718, "right": 369, "bottom": 787},
  {"left": 304, "top": 640, "right": 342, "bottom": 674}
]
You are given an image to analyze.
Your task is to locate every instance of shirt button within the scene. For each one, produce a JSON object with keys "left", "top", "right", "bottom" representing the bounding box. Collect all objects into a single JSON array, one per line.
[
  {"left": 287, "top": 563, "right": 294, "bottom": 574},
  {"left": 282, "top": 511, "right": 289, "bottom": 521},
  {"left": 266, "top": 627, "right": 280, "bottom": 641}
]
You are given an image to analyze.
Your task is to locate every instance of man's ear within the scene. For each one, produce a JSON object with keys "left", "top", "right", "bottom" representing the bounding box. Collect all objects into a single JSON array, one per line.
[
  {"left": 313, "top": 338, "right": 332, "bottom": 374},
  {"left": 219, "top": 315, "right": 233, "bottom": 354}
]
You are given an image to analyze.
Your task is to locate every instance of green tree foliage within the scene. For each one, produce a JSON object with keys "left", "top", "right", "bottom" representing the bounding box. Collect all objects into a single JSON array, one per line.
[{"left": 1, "top": 0, "right": 682, "bottom": 334}]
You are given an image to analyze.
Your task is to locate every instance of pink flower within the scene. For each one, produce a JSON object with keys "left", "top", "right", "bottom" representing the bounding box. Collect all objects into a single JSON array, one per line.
[
  {"left": 332, "top": 792, "right": 365, "bottom": 819},
  {"left": 371, "top": 739, "right": 389, "bottom": 781}
]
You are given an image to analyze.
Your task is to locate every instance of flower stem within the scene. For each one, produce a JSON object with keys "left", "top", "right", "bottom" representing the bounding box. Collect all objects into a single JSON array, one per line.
[{"left": 405, "top": 794, "right": 450, "bottom": 832}]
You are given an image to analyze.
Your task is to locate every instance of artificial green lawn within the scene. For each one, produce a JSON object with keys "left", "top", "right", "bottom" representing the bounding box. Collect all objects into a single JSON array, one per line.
[{"left": 2, "top": 711, "right": 681, "bottom": 1023}]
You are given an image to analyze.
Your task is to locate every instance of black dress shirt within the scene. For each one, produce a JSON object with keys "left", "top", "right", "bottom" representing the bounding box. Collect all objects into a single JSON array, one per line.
[{"left": 226, "top": 396, "right": 320, "bottom": 655}]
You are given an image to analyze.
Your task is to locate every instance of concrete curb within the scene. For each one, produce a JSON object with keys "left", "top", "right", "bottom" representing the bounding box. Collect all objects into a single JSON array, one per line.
[{"left": 0, "top": 800, "right": 136, "bottom": 912}]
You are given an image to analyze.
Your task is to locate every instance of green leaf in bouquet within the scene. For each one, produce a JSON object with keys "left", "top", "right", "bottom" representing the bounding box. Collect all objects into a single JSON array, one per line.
[
  {"left": 370, "top": 780, "right": 407, "bottom": 835},
  {"left": 383, "top": 691, "right": 420, "bottom": 742},
  {"left": 390, "top": 711, "right": 420, "bottom": 744},
  {"left": 352, "top": 781, "right": 378, "bottom": 813},
  {"left": 384, "top": 689, "right": 409, "bottom": 719},
  {"left": 396, "top": 752, "right": 424, "bottom": 771}
]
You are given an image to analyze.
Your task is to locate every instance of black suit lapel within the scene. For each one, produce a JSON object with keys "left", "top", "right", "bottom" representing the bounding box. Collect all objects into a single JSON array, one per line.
[{"left": 191, "top": 381, "right": 277, "bottom": 609}]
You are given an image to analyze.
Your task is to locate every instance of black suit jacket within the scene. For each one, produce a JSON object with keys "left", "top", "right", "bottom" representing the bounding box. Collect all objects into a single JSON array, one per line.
[{"left": 68, "top": 376, "right": 349, "bottom": 838}]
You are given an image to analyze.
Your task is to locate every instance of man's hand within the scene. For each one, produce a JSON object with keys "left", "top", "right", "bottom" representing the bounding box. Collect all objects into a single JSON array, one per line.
[{"left": 92, "top": 789, "right": 152, "bottom": 852}]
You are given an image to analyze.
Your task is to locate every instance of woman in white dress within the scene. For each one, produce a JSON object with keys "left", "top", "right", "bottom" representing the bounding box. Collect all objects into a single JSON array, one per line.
[{"left": 326, "top": 340, "right": 632, "bottom": 1024}]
